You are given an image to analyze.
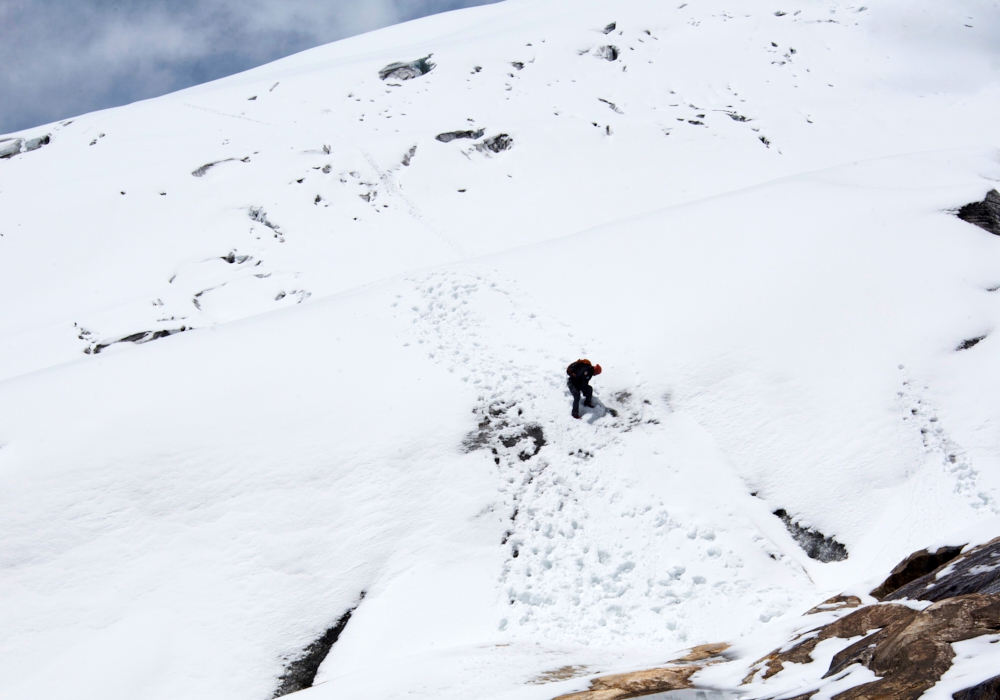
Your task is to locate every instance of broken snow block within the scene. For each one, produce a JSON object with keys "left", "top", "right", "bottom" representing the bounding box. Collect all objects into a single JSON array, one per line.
[
  {"left": 435, "top": 129, "right": 485, "bottom": 143},
  {"left": 957, "top": 189, "right": 1000, "bottom": 236},
  {"left": 23, "top": 134, "right": 50, "bottom": 152},
  {"left": 0, "top": 138, "right": 23, "bottom": 159},
  {"left": 596, "top": 45, "right": 619, "bottom": 61},
  {"left": 379, "top": 55, "right": 435, "bottom": 81},
  {"left": 475, "top": 133, "right": 513, "bottom": 154}
]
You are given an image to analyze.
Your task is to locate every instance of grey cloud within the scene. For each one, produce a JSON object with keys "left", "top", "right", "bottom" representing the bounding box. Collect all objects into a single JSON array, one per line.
[{"left": 0, "top": 0, "right": 498, "bottom": 134}]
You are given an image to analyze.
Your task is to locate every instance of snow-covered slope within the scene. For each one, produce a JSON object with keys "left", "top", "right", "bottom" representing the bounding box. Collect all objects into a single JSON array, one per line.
[{"left": 1, "top": 1, "right": 1000, "bottom": 699}]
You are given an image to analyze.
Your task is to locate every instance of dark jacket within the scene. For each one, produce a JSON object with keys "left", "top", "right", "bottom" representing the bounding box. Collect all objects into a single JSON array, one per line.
[{"left": 566, "top": 360, "right": 595, "bottom": 388}]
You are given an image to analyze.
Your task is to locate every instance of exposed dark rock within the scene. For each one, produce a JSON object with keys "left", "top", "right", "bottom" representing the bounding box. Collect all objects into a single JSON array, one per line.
[
  {"left": 603, "top": 22, "right": 617, "bottom": 34},
  {"left": 871, "top": 544, "right": 965, "bottom": 600},
  {"left": 599, "top": 98, "right": 623, "bottom": 114},
  {"left": 887, "top": 536, "right": 1000, "bottom": 602},
  {"left": 511, "top": 61, "right": 524, "bottom": 70},
  {"left": 475, "top": 134, "right": 513, "bottom": 154},
  {"left": 519, "top": 424, "right": 546, "bottom": 461},
  {"left": 273, "top": 595, "right": 364, "bottom": 698},
  {"left": 249, "top": 206, "right": 280, "bottom": 231},
  {"left": 957, "top": 335, "right": 987, "bottom": 351},
  {"left": 957, "top": 190, "right": 1000, "bottom": 236},
  {"left": 221, "top": 251, "right": 252, "bottom": 264},
  {"left": 402, "top": 145, "right": 417, "bottom": 166},
  {"left": 379, "top": 55, "right": 435, "bottom": 81},
  {"left": 830, "top": 594, "right": 1000, "bottom": 700},
  {"left": 596, "top": 45, "right": 619, "bottom": 61},
  {"left": 463, "top": 402, "right": 544, "bottom": 462},
  {"left": 435, "top": 129, "right": 485, "bottom": 143},
  {"left": 84, "top": 327, "right": 188, "bottom": 354},
  {"left": 723, "top": 111, "right": 751, "bottom": 122},
  {"left": 954, "top": 674, "right": 1000, "bottom": 700},
  {"left": 191, "top": 157, "right": 249, "bottom": 177},
  {"left": 747, "top": 603, "right": 917, "bottom": 682},
  {"left": 773, "top": 509, "right": 848, "bottom": 562}
]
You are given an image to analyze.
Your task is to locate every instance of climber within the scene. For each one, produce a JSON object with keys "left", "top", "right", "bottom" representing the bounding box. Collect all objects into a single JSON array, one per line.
[{"left": 566, "top": 358, "right": 602, "bottom": 419}]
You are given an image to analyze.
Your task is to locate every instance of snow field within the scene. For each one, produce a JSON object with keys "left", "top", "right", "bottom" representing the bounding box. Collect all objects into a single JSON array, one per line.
[{"left": 1, "top": 0, "right": 1000, "bottom": 698}]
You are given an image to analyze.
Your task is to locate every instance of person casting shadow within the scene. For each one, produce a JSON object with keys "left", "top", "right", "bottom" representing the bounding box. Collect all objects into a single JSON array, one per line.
[{"left": 566, "top": 358, "right": 602, "bottom": 419}]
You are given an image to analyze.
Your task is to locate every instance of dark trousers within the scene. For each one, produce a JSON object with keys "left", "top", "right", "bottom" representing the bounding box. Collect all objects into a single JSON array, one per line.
[{"left": 568, "top": 380, "right": 593, "bottom": 416}]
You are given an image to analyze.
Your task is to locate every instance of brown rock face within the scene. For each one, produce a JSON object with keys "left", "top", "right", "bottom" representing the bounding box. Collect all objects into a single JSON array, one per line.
[
  {"left": 870, "top": 545, "right": 965, "bottom": 600},
  {"left": 831, "top": 594, "right": 1000, "bottom": 700},
  {"left": 886, "top": 537, "right": 1000, "bottom": 603},
  {"left": 746, "top": 604, "right": 918, "bottom": 682},
  {"left": 552, "top": 644, "right": 729, "bottom": 700},
  {"left": 553, "top": 666, "right": 698, "bottom": 700}
]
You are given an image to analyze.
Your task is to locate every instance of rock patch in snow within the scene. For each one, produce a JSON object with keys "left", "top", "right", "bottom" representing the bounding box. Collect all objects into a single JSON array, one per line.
[
  {"left": 379, "top": 55, "right": 435, "bottom": 81},
  {"left": 773, "top": 509, "right": 848, "bottom": 562},
  {"left": 83, "top": 327, "right": 188, "bottom": 354},
  {"left": 436, "top": 129, "right": 485, "bottom": 143},
  {"left": 957, "top": 335, "right": 987, "bottom": 351},
  {"left": 273, "top": 596, "right": 363, "bottom": 698},
  {"left": 553, "top": 644, "right": 730, "bottom": 700},
  {"left": 191, "top": 157, "right": 249, "bottom": 177},
  {"left": 463, "top": 401, "right": 545, "bottom": 463},
  {"left": 474, "top": 133, "right": 514, "bottom": 154},
  {"left": 957, "top": 190, "right": 1000, "bottom": 236},
  {"left": 870, "top": 543, "right": 965, "bottom": 599},
  {"left": 886, "top": 536, "right": 1000, "bottom": 602},
  {"left": 736, "top": 537, "right": 1000, "bottom": 700}
]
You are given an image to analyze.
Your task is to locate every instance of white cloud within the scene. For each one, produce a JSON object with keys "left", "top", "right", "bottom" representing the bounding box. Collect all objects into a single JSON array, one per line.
[{"left": 0, "top": 0, "right": 498, "bottom": 134}]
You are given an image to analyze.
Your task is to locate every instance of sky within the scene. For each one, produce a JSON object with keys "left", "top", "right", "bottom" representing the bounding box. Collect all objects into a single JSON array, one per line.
[{"left": 0, "top": 0, "right": 499, "bottom": 135}]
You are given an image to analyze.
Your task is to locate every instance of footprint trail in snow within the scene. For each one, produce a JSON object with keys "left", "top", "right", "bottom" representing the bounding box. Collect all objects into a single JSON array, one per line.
[{"left": 399, "top": 268, "right": 810, "bottom": 648}]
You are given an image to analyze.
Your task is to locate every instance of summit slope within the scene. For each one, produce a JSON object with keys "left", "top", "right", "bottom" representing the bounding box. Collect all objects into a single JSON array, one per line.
[{"left": 1, "top": 0, "right": 1000, "bottom": 699}]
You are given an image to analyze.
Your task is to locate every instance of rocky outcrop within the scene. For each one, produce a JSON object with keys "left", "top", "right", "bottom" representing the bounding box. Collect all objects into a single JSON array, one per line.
[
  {"left": 773, "top": 508, "right": 849, "bottom": 562},
  {"left": 745, "top": 604, "right": 919, "bottom": 683},
  {"left": 957, "top": 190, "right": 1000, "bottom": 236},
  {"left": 830, "top": 595, "right": 1000, "bottom": 700},
  {"left": 742, "top": 537, "right": 1000, "bottom": 700},
  {"left": 552, "top": 644, "right": 729, "bottom": 700},
  {"left": 884, "top": 536, "right": 1000, "bottom": 602},
  {"left": 870, "top": 544, "right": 965, "bottom": 600},
  {"left": 379, "top": 55, "right": 435, "bottom": 81},
  {"left": 555, "top": 538, "right": 1000, "bottom": 700},
  {"left": 436, "top": 129, "right": 485, "bottom": 143}
]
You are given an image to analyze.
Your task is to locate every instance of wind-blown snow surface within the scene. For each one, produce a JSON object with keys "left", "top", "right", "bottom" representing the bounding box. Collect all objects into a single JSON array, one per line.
[{"left": 1, "top": 0, "right": 1000, "bottom": 699}]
